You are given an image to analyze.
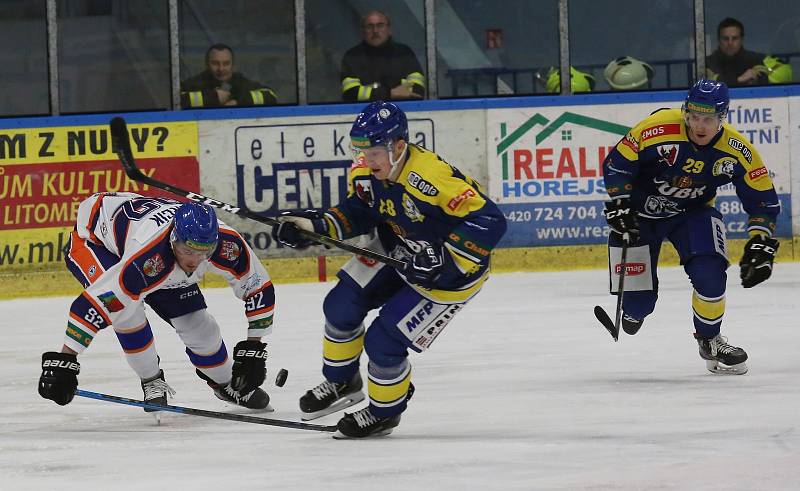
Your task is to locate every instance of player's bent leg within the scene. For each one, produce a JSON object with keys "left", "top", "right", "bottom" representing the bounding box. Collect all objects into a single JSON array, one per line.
[
  {"left": 609, "top": 232, "right": 660, "bottom": 335},
  {"left": 686, "top": 255, "right": 747, "bottom": 374}
]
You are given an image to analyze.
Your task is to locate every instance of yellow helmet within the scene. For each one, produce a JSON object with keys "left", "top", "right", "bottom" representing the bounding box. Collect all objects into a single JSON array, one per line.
[
  {"left": 545, "top": 67, "right": 596, "bottom": 93},
  {"left": 763, "top": 55, "right": 792, "bottom": 84},
  {"left": 603, "top": 56, "right": 654, "bottom": 90}
]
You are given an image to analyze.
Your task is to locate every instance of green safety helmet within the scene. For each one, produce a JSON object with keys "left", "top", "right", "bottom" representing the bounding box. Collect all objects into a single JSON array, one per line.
[
  {"left": 763, "top": 55, "right": 792, "bottom": 84},
  {"left": 603, "top": 56, "right": 654, "bottom": 90},
  {"left": 545, "top": 67, "right": 596, "bottom": 93}
]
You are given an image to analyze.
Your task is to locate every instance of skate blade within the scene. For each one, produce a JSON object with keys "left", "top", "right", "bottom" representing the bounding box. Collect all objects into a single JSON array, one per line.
[
  {"left": 152, "top": 412, "right": 162, "bottom": 425},
  {"left": 332, "top": 427, "right": 393, "bottom": 440},
  {"left": 301, "top": 392, "right": 365, "bottom": 421},
  {"left": 706, "top": 359, "right": 748, "bottom": 375}
]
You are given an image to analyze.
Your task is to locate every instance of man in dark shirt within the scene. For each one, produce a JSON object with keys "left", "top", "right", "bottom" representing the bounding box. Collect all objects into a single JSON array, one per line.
[
  {"left": 181, "top": 43, "right": 277, "bottom": 108},
  {"left": 341, "top": 11, "right": 425, "bottom": 102},
  {"left": 705, "top": 18, "right": 768, "bottom": 87}
]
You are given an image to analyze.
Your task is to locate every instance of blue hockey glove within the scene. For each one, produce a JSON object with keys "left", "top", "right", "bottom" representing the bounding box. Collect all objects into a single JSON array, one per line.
[
  {"left": 39, "top": 352, "right": 80, "bottom": 406},
  {"left": 739, "top": 235, "right": 779, "bottom": 288},
  {"left": 603, "top": 198, "right": 639, "bottom": 245},
  {"left": 271, "top": 210, "right": 327, "bottom": 249},
  {"left": 231, "top": 340, "right": 268, "bottom": 395},
  {"left": 401, "top": 245, "right": 444, "bottom": 289}
]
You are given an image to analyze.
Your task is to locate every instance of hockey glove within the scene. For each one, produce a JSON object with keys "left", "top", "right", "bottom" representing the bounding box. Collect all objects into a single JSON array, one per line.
[
  {"left": 271, "top": 210, "right": 327, "bottom": 249},
  {"left": 401, "top": 245, "right": 444, "bottom": 289},
  {"left": 230, "top": 340, "right": 268, "bottom": 395},
  {"left": 739, "top": 235, "right": 779, "bottom": 288},
  {"left": 604, "top": 198, "right": 640, "bottom": 244},
  {"left": 38, "top": 352, "right": 80, "bottom": 406}
]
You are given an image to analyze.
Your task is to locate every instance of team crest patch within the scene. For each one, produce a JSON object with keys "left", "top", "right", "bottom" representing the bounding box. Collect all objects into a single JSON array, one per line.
[
  {"left": 355, "top": 179, "right": 374, "bottom": 207},
  {"left": 220, "top": 240, "right": 241, "bottom": 261},
  {"left": 142, "top": 254, "right": 165, "bottom": 277},
  {"left": 87, "top": 265, "right": 97, "bottom": 277},
  {"left": 402, "top": 193, "right": 425, "bottom": 222},
  {"left": 712, "top": 157, "right": 736, "bottom": 177},
  {"left": 656, "top": 144, "right": 679, "bottom": 166},
  {"left": 98, "top": 291, "right": 124, "bottom": 312}
]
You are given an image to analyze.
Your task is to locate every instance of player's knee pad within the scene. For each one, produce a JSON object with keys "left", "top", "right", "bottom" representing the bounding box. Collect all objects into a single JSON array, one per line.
[
  {"left": 622, "top": 290, "right": 658, "bottom": 319},
  {"left": 685, "top": 254, "right": 727, "bottom": 297},
  {"left": 322, "top": 279, "right": 370, "bottom": 333},
  {"left": 172, "top": 309, "right": 224, "bottom": 355},
  {"left": 364, "top": 320, "right": 409, "bottom": 367}
]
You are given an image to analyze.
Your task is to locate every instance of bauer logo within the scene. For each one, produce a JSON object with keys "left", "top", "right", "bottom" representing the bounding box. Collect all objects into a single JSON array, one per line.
[
  {"left": 615, "top": 262, "right": 646, "bottom": 275},
  {"left": 235, "top": 120, "right": 434, "bottom": 215}
]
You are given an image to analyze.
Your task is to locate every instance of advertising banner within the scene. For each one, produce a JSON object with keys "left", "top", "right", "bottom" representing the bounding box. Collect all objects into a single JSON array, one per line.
[
  {"left": 487, "top": 99, "right": 792, "bottom": 248},
  {"left": 0, "top": 122, "right": 199, "bottom": 272}
]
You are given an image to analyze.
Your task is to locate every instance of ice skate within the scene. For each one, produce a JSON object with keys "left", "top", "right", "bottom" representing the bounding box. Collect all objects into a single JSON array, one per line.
[
  {"left": 333, "top": 407, "right": 401, "bottom": 439},
  {"left": 621, "top": 313, "right": 643, "bottom": 335},
  {"left": 213, "top": 383, "right": 272, "bottom": 410},
  {"left": 299, "top": 373, "right": 364, "bottom": 421},
  {"left": 141, "top": 370, "right": 175, "bottom": 424},
  {"left": 195, "top": 369, "right": 272, "bottom": 410},
  {"left": 695, "top": 334, "right": 748, "bottom": 375}
]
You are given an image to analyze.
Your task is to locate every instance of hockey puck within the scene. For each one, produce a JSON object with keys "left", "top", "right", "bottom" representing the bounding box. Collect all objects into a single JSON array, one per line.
[{"left": 275, "top": 368, "right": 288, "bottom": 387}]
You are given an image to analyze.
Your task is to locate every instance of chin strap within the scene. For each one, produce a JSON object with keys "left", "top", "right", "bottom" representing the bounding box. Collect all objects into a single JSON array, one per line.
[{"left": 387, "top": 141, "right": 409, "bottom": 182}]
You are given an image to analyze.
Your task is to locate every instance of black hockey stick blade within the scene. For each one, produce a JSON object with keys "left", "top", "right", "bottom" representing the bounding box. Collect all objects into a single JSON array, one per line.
[
  {"left": 594, "top": 305, "right": 619, "bottom": 341},
  {"left": 76, "top": 389, "right": 337, "bottom": 432},
  {"left": 109, "top": 117, "right": 404, "bottom": 269}
]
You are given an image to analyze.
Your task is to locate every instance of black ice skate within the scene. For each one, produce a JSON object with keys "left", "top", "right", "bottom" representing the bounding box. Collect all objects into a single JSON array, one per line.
[
  {"left": 333, "top": 407, "right": 401, "bottom": 439},
  {"left": 621, "top": 313, "right": 643, "bottom": 335},
  {"left": 141, "top": 370, "right": 175, "bottom": 423},
  {"left": 141, "top": 370, "right": 175, "bottom": 410},
  {"left": 299, "top": 373, "right": 365, "bottom": 421},
  {"left": 695, "top": 334, "right": 748, "bottom": 375},
  {"left": 213, "top": 384, "right": 272, "bottom": 410},
  {"left": 195, "top": 369, "right": 272, "bottom": 410}
]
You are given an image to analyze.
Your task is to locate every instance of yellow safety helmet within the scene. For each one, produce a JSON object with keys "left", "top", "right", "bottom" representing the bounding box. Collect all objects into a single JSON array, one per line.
[
  {"left": 545, "top": 67, "right": 596, "bottom": 93},
  {"left": 763, "top": 55, "right": 792, "bottom": 84},
  {"left": 604, "top": 56, "right": 654, "bottom": 90}
]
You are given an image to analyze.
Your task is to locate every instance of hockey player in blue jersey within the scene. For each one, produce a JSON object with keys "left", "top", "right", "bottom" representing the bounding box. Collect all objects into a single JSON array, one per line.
[
  {"left": 38, "top": 195, "right": 275, "bottom": 412},
  {"left": 272, "top": 101, "right": 507, "bottom": 438},
  {"left": 602, "top": 78, "right": 780, "bottom": 374}
]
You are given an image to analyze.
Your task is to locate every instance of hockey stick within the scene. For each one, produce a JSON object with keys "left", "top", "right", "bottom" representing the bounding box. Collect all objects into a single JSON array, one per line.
[
  {"left": 75, "top": 389, "right": 337, "bottom": 432},
  {"left": 109, "top": 117, "right": 405, "bottom": 269},
  {"left": 593, "top": 242, "right": 628, "bottom": 342}
]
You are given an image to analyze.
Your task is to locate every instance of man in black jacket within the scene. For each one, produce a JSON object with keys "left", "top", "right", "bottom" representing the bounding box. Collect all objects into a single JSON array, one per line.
[
  {"left": 181, "top": 43, "right": 277, "bottom": 108},
  {"left": 705, "top": 18, "right": 768, "bottom": 87},
  {"left": 341, "top": 11, "right": 425, "bottom": 102}
]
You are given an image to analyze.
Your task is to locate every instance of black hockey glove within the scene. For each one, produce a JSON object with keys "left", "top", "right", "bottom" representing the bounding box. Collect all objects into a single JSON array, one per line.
[
  {"left": 230, "top": 340, "right": 268, "bottom": 394},
  {"left": 401, "top": 245, "right": 444, "bottom": 289},
  {"left": 271, "top": 210, "right": 327, "bottom": 249},
  {"left": 739, "top": 235, "right": 779, "bottom": 288},
  {"left": 38, "top": 352, "right": 80, "bottom": 406},
  {"left": 604, "top": 198, "right": 640, "bottom": 245}
]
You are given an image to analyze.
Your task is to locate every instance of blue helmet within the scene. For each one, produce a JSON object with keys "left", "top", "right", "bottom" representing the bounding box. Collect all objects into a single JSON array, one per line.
[
  {"left": 683, "top": 78, "right": 729, "bottom": 118},
  {"left": 172, "top": 202, "right": 219, "bottom": 253},
  {"left": 350, "top": 101, "right": 409, "bottom": 150}
]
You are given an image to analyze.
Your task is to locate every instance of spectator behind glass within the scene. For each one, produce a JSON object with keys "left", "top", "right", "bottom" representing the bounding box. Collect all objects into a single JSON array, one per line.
[
  {"left": 705, "top": 18, "right": 768, "bottom": 87},
  {"left": 181, "top": 43, "right": 277, "bottom": 108},
  {"left": 341, "top": 10, "right": 425, "bottom": 102}
]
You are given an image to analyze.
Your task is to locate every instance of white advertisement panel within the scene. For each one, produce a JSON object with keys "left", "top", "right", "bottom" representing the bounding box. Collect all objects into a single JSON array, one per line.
[
  {"left": 487, "top": 98, "right": 792, "bottom": 248},
  {"left": 197, "top": 109, "right": 485, "bottom": 257}
]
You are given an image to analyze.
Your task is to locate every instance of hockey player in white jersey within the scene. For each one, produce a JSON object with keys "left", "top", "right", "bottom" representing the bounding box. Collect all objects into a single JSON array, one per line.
[{"left": 38, "top": 192, "right": 275, "bottom": 412}]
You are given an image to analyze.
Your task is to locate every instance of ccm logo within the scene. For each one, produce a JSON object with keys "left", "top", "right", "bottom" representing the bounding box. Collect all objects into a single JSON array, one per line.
[
  {"left": 615, "top": 263, "right": 646, "bottom": 275},
  {"left": 748, "top": 167, "right": 768, "bottom": 180},
  {"left": 356, "top": 255, "right": 378, "bottom": 267}
]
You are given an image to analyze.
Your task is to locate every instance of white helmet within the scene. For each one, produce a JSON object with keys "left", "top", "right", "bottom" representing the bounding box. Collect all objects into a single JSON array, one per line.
[{"left": 604, "top": 56, "right": 654, "bottom": 90}]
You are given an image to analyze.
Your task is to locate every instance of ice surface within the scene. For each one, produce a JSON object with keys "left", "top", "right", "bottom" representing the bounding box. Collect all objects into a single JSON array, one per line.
[{"left": 2, "top": 264, "right": 799, "bottom": 490}]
